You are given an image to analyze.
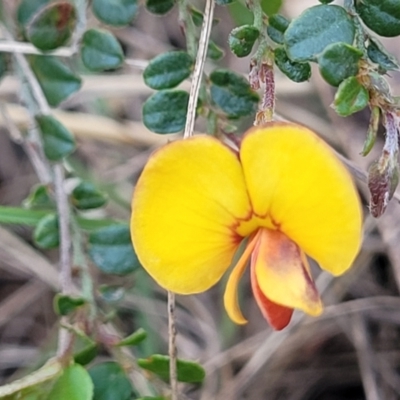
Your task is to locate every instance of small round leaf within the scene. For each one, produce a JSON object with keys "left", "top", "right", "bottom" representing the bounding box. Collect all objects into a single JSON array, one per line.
[
  {"left": 34, "top": 213, "right": 59, "bottom": 249},
  {"left": 36, "top": 114, "right": 76, "bottom": 161},
  {"left": 116, "top": 328, "right": 147, "bottom": 347},
  {"left": 228, "top": 25, "right": 260, "bottom": 57},
  {"left": 318, "top": 42, "right": 362, "bottom": 87},
  {"left": 333, "top": 76, "right": 369, "bottom": 117},
  {"left": 367, "top": 38, "right": 400, "bottom": 71},
  {"left": 89, "top": 362, "right": 132, "bottom": 400},
  {"left": 26, "top": 2, "right": 76, "bottom": 51},
  {"left": 267, "top": 14, "right": 290, "bottom": 44},
  {"left": 72, "top": 182, "right": 107, "bottom": 210},
  {"left": 47, "top": 364, "right": 93, "bottom": 400},
  {"left": 30, "top": 55, "right": 82, "bottom": 106},
  {"left": 145, "top": 0, "right": 175, "bottom": 15},
  {"left": 54, "top": 294, "right": 86, "bottom": 316},
  {"left": 143, "top": 51, "right": 193, "bottom": 90},
  {"left": 261, "top": 0, "right": 282, "bottom": 16},
  {"left": 209, "top": 69, "right": 259, "bottom": 118},
  {"left": 92, "top": 0, "right": 138, "bottom": 26},
  {"left": 207, "top": 41, "right": 225, "bottom": 61},
  {"left": 143, "top": 90, "right": 189, "bottom": 133},
  {"left": 138, "top": 355, "right": 205, "bottom": 383},
  {"left": 274, "top": 47, "right": 311, "bottom": 82},
  {"left": 88, "top": 224, "right": 140, "bottom": 275},
  {"left": 81, "top": 29, "right": 124, "bottom": 71},
  {"left": 284, "top": 5, "right": 355, "bottom": 62},
  {"left": 23, "top": 185, "right": 54, "bottom": 209},
  {"left": 355, "top": 0, "right": 400, "bottom": 37}
]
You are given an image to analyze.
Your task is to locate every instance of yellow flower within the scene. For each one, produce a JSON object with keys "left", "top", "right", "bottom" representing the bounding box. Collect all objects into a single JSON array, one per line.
[{"left": 131, "top": 122, "right": 362, "bottom": 330}]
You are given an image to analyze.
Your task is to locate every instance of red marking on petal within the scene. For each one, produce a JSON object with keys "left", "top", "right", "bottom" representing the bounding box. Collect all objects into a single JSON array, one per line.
[{"left": 250, "top": 258, "right": 293, "bottom": 330}]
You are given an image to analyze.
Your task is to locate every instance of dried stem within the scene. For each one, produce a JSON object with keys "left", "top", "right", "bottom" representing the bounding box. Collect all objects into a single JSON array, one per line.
[
  {"left": 183, "top": 0, "right": 215, "bottom": 139},
  {"left": 168, "top": 291, "right": 178, "bottom": 400}
]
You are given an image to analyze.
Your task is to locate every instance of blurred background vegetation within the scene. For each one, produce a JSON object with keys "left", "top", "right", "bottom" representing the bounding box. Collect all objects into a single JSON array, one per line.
[{"left": 0, "top": 0, "right": 400, "bottom": 399}]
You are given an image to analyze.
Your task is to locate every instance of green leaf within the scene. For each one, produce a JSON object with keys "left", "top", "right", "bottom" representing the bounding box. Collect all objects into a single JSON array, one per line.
[
  {"left": 138, "top": 355, "right": 205, "bottom": 383},
  {"left": 190, "top": 7, "right": 204, "bottom": 27},
  {"left": 33, "top": 213, "right": 59, "bottom": 249},
  {"left": 0, "top": 205, "right": 118, "bottom": 230},
  {"left": 274, "top": 47, "right": 311, "bottom": 82},
  {"left": 284, "top": 5, "right": 355, "bottom": 62},
  {"left": 47, "top": 364, "right": 93, "bottom": 400},
  {"left": 98, "top": 285, "right": 125, "bottom": 302},
  {"left": 81, "top": 29, "right": 124, "bottom": 72},
  {"left": 89, "top": 362, "right": 132, "bottom": 400},
  {"left": 116, "top": 328, "right": 147, "bottom": 347},
  {"left": 207, "top": 41, "right": 225, "bottom": 61},
  {"left": 17, "top": 0, "right": 50, "bottom": 28},
  {"left": 71, "top": 181, "right": 107, "bottom": 210},
  {"left": 228, "top": 25, "right": 260, "bottom": 57},
  {"left": 319, "top": 0, "right": 334, "bottom": 3},
  {"left": 26, "top": 2, "right": 76, "bottom": 51},
  {"left": 74, "top": 342, "right": 99, "bottom": 366},
  {"left": 318, "top": 42, "right": 362, "bottom": 87},
  {"left": 361, "top": 106, "right": 380, "bottom": 156},
  {"left": 54, "top": 294, "right": 86, "bottom": 316},
  {"left": 210, "top": 69, "right": 259, "bottom": 118},
  {"left": 143, "top": 90, "right": 189, "bottom": 133},
  {"left": 355, "top": 0, "right": 400, "bottom": 37},
  {"left": 30, "top": 55, "right": 82, "bottom": 107},
  {"left": 261, "top": 0, "right": 282, "bottom": 16},
  {"left": 36, "top": 114, "right": 76, "bottom": 161},
  {"left": 333, "top": 76, "right": 369, "bottom": 117},
  {"left": 216, "top": 0, "right": 234, "bottom": 4},
  {"left": 143, "top": 51, "right": 193, "bottom": 90},
  {"left": 92, "top": 0, "right": 138, "bottom": 26},
  {"left": 145, "top": 0, "right": 175, "bottom": 15},
  {"left": 23, "top": 185, "right": 54, "bottom": 209},
  {"left": 227, "top": 1, "right": 252, "bottom": 26},
  {"left": 88, "top": 224, "right": 140, "bottom": 275},
  {"left": 267, "top": 14, "right": 290, "bottom": 44},
  {"left": 367, "top": 38, "right": 400, "bottom": 71}
]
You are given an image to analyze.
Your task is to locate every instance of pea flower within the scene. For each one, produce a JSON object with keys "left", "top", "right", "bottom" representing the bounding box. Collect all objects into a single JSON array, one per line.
[{"left": 131, "top": 123, "right": 362, "bottom": 330}]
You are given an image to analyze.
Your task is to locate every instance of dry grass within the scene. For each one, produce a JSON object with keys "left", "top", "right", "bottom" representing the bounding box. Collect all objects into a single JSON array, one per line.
[{"left": 1, "top": 1, "right": 400, "bottom": 399}]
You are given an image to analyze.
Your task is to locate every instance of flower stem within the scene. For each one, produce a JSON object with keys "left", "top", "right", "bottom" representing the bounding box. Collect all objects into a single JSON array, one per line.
[{"left": 168, "top": 291, "right": 178, "bottom": 400}]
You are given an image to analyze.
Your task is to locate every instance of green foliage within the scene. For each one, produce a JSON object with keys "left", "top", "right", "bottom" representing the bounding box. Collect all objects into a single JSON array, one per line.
[
  {"left": 138, "top": 355, "right": 206, "bottom": 383},
  {"left": 333, "top": 76, "right": 369, "bottom": 117},
  {"left": 318, "top": 43, "right": 362, "bottom": 87},
  {"left": 207, "top": 41, "right": 225, "bottom": 60},
  {"left": 274, "top": 47, "right": 311, "bottom": 83},
  {"left": 26, "top": 2, "right": 76, "bottom": 51},
  {"left": 267, "top": 14, "right": 289, "bottom": 44},
  {"left": 143, "top": 51, "right": 193, "bottom": 90},
  {"left": 24, "top": 185, "right": 54, "bottom": 209},
  {"left": 36, "top": 114, "right": 76, "bottom": 161},
  {"left": 367, "top": 38, "right": 400, "bottom": 71},
  {"left": 0, "top": 53, "right": 7, "bottom": 80},
  {"left": 88, "top": 224, "right": 140, "bottom": 275},
  {"left": 145, "top": 0, "right": 175, "bottom": 15},
  {"left": 16, "top": 0, "right": 50, "bottom": 29},
  {"left": 47, "top": 364, "right": 93, "bottom": 400},
  {"left": 209, "top": 69, "right": 259, "bottom": 118},
  {"left": 30, "top": 55, "right": 82, "bottom": 106},
  {"left": 142, "top": 90, "right": 189, "bottom": 133},
  {"left": 88, "top": 362, "right": 133, "bottom": 400},
  {"left": 81, "top": 29, "right": 124, "bottom": 71},
  {"left": 33, "top": 213, "right": 59, "bottom": 249},
  {"left": 54, "top": 294, "right": 86, "bottom": 316},
  {"left": 92, "top": 0, "right": 139, "bottom": 26},
  {"left": 355, "top": 0, "right": 400, "bottom": 37},
  {"left": 71, "top": 182, "right": 107, "bottom": 210},
  {"left": 116, "top": 328, "right": 147, "bottom": 347},
  {"left": 284, "top": 5, "right": 355, "bottom": 62},
  {"left": 228, "top": 25, "right": 260, "bottom": 57}
]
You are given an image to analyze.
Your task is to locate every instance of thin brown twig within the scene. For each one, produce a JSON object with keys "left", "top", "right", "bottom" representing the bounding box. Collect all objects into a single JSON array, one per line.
[
  {"left": 168, "top": 291, "right": 178, "bottom": 400},
  {"left": 183, "top": 0, "right": 215, "bottom": 139}
]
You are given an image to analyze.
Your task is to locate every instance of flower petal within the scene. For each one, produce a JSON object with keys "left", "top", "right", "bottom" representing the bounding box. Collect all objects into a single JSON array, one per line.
[
  {"left": 250, "top": 261, "right": 293, "bottom": 330},
  {"left": 252, "top": 228, "right": 322, "bottom": 316},
  {"left": 240, "top": 122, "right": 362, "bottom": 276},
  {"left": 223, "top": 231, "right": 261, "bottom": 325},
  {"left": 131, "top": 136, "right": 252, "bottom": 294}
]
